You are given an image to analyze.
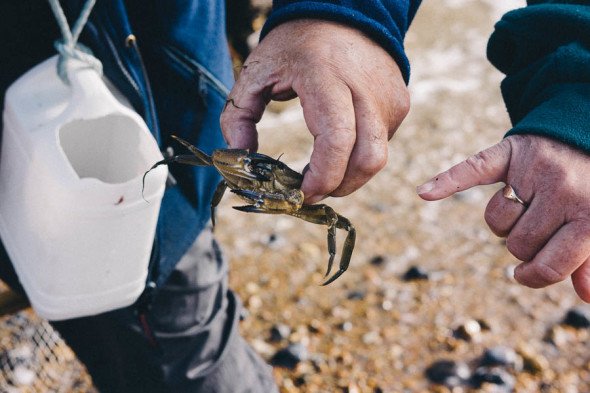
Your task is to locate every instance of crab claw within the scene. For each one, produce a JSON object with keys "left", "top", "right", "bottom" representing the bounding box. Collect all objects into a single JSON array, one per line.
[
  {"left": 232, "top": 205, "right": 268, "bottom": 213},
  {"left": 234, "top": 169, "right": 270, "bottom": 182},
  {"left": 231, "top": 189, "right": 303, "bottom": 214},
  {"left": 231, "top": 189, "right": 276, "bottom": 213},
  {"left": 321, "top": 268, "right": 347, "bottom": 286},
  {"left": 231, "top": 189, "right": 265, "bottom": 203}
]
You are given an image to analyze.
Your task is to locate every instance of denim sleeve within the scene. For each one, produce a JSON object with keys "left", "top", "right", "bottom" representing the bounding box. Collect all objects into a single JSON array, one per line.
[
  {"left": 487, "top": 1, "right": 590, "bottom": 153},
  {"left": 260, "top": 0, "right": 423, "bottom": 84}
]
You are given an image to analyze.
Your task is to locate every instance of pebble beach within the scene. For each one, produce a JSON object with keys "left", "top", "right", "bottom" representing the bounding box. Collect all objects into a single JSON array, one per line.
[{"left": 218, "top": 1, "right": 590, "bottom": 391}]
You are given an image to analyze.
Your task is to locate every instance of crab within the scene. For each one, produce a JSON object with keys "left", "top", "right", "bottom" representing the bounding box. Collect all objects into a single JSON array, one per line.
[{"left": 143, "top": 135, "right": 356, "bottom": 285}]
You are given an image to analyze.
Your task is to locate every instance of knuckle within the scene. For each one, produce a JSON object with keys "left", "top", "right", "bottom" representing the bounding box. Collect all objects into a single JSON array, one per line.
[
  {"left": 464, "top": 152, "right": 489, "bottom": 177},
  {"left": 484, "top": 204, "right": 507, "bottom": 236},
  {"left": 318, "top": 127, "right": 355, "bottom": 153},
  {"left": 330, "top": 126, "right": 356, "bottom": 142},
  {"left": 356, "top": 146, "right": 387, "bottom": 177},
  {"left": 389, "top": 87, "right": 410, "bottom": 126},
  {"left": 462, "top": 142, "right": 509, "bottom": 178},
  {"left": 505, "top": 236, "right": 534, "bottom": 262},
  {"left": 306, "top": 167, "right": 339, "bottom": 196}
]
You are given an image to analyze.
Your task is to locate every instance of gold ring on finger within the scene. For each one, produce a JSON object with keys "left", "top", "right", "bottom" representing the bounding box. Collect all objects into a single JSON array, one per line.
[{"left": 503, "top": 184, "right": 529, "bottom": 207}]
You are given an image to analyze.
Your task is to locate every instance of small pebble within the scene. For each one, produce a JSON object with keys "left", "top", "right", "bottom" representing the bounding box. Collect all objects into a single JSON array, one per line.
[
  {"left": 347, "top": 291, "right": 367, "bottom": 300},
  {"left": 250, "top": 338, "right": 276, "bottom": 360},
  {"left": 453, "top": 319, "right": 482, "bottom": 342},
  {"left": 369, "top": 255, "right": 386, "bottom": 266},
  {"left": 239, "top": 307, "right": 249, "bottom": 321},
  {"left": 247, "top": 295, "right": 262, "bottom": 309},
  {"left": 425, "top": 359, "right": 470, "bottom": 387},
  {"left": 545, "top": 325, "right": 571, "bottom": 347},
  {"left": 402, "top": 266, "right": 429, "bottom": 281},
  {"left": 563, "top": 305, "right": 590, "bottom": 328},
  {"left": 269, "top": 323, "right": 292, "bottom": 342},
  {"left": 293, "top": 374, "right": 310, "bottom": 387},
  {"left": 270, "top": 342, "right": 308, "bottom": 369},
  {"left": 382, "top": 300, "right": 393, "bottom": 311},
  {"left": 477, "top": 318, "right": 492, "bottom": 331},
  {"left": 517, "top": 345, "right": 548, "bottom": 374},
  {"left": 338, "top": 321, "right": 353, "bottom": 332},
  {"left": 471, "top": 367, "right": 516, "bottom": 392},
  {"left": 245, "top": 281, "right": 260, "bottom": 294},
  {"left": 265, "top": 233, "right": 287, "bottom": 249},
  {"left": 369, "top": 202, "right": 388, "bottom": 212},
  {"left": 361, "top": 331, "right": 381, "bottom": 345},
  {"left": 480, "top": 345, "right": 521, "bottom": 370},
  {"left": 308, "top": 319, "right": 324, "bottom": 334}
]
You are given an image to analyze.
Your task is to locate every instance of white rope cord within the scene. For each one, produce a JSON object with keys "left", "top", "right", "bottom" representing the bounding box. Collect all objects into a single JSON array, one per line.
[{"left": 47, "top": 0, "right": 102, "bottom": 84}]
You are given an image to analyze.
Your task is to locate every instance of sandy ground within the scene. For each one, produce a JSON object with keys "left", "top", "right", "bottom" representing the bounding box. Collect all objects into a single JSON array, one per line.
[
  {"left": 215, "top": 1, "right": 590, "bottom": 392},
  {"left": 1, "top": 1, "right": 589, "bottom": 392}
]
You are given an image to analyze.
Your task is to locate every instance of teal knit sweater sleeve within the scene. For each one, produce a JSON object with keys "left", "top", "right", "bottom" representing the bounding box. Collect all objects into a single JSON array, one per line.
[{"left": 488, "top": 0, "right": 590, "bottom": 153}]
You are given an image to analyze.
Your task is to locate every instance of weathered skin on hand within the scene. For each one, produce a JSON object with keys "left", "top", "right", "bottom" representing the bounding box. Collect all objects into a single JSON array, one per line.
[
  {"left": 220, "top": 19, "right": 410, "bottom": 204},
  {"left": 418, "top": 134, "right": 590, "bottom": 303}
]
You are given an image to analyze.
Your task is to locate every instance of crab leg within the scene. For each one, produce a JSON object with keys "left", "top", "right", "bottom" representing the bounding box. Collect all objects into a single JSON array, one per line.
[
  {"left": 321, "top": 215, "right": 356, "bottom": 286},
  {"left": 210, "top": 180, "right": 228, "bottom": 226},
  {"left": 292, "top": 205, "right": 356, "bottom": 285},
  {"left": 142, "top": 154, "right": 212, "bottom": 197},
  {"left": 171, "top": 136, "right": 213, "bottom": 166},
  {"left": 326, "top": 225, "right": 336, "bottom": 278}
]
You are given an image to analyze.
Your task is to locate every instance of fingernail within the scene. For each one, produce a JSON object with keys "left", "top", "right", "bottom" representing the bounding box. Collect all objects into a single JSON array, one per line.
[{"left": 416, "top": 181, "right": 434, "bottom": 195}]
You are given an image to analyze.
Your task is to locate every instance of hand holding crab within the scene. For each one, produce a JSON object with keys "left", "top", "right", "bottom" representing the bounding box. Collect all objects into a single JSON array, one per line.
[
  {"left": 220, "top": 19, "right": 410, "bottom": 204},
  {"left": 144, "top": 20, "right": 412, "bottom": 285},
  {"left": 144, "top": 136, "right": 356, "bottom": 285}
]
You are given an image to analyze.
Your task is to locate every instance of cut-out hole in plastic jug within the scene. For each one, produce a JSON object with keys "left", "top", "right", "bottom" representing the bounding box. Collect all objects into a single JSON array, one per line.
[
  {"left": 0, "top": 55, "right": 167, "bottom": 320},
  {"left": 59, "top": 114, "right": 146, "bottom": 183}
]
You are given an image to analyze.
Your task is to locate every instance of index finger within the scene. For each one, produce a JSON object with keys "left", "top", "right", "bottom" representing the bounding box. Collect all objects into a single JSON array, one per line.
[{"left": 416, "top": 138, "right": 513, "bottom": 200}]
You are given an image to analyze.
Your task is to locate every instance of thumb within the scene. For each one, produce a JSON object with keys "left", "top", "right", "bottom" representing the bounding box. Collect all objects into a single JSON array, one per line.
[{"left": 416, "top": 139, "right": 512, "bottom": 201}]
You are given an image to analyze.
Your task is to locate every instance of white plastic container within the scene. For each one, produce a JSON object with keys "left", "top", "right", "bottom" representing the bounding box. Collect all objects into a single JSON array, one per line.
[{"left": 0, "top": 56, "right": 168, "bottom": 320}]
